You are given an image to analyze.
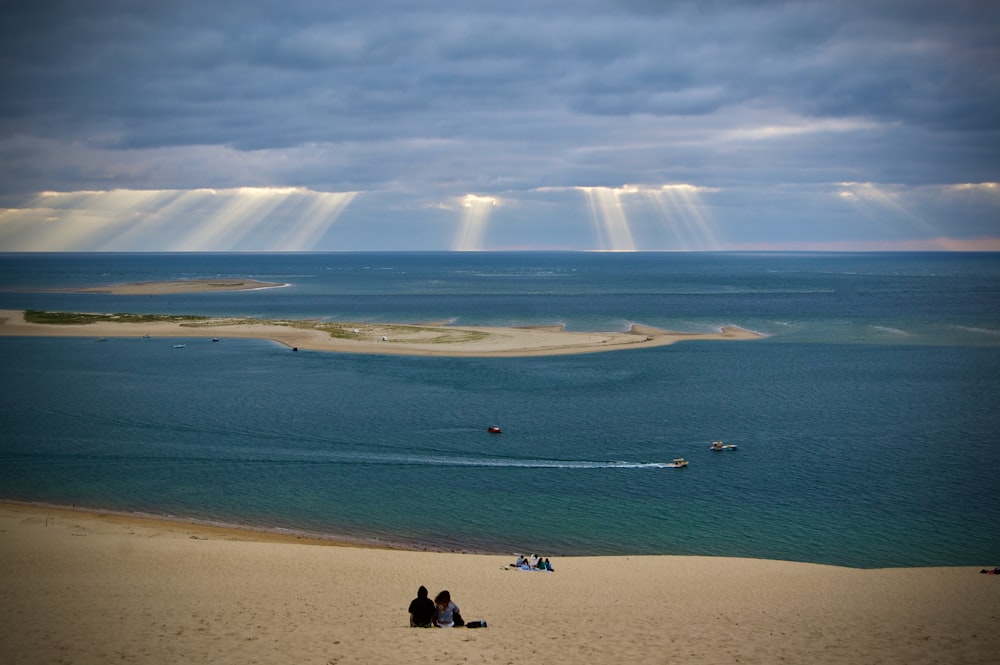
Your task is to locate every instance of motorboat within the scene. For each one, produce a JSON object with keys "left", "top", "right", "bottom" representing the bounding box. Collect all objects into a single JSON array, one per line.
[
  {"left": 710, "top": 441, "right": 738, "bottom": 451},
  {"left": 487, "top": 426, "right": 502, "bottom": 434},
  {"left": 172, "top": 344, "right": 186, "bottom": 348},
  {"left": 664, "top": 458, "right": 688, "bottom": 468}
]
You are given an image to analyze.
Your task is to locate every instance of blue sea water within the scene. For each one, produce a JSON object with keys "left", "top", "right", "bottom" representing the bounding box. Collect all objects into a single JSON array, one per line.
[{"left": 0, "top": 252, "right": 998, "bottom": 568}]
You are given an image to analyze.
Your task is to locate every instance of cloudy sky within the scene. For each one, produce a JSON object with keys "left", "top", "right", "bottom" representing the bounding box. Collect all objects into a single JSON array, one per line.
[{"left": 1, "top": 0, "right": 998, "bottom": 251}]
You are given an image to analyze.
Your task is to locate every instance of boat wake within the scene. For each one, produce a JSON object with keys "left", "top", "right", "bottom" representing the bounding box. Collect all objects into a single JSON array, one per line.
[
  {"left": 2, "top": 448, "right": 680, "bottom": 471},
  {"left": 4, "top": 407, "right": 685, "bottom": 470},
  {"left": 298, "top": 451, "right": 683, "bottom": 469},
  {"left": 422, "top": 458, "right": 679, "bottom": 469}
]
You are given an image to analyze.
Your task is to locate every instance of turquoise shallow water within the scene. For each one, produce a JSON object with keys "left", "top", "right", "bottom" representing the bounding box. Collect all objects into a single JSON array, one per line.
[{"left": 1, "top": 252, "right": 998, "bottom": 567}]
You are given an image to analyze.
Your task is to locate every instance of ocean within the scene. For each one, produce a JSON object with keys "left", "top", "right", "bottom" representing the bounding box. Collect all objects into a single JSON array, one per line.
[{"left": 1, "top": 252, "right": 998, "bottom": 568}]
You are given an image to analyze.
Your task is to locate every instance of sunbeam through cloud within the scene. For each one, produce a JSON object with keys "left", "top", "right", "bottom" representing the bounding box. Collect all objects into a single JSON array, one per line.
[
  {"left": 644, "top": 184, "right": 720, "bottom": 250},
  {"left": 573, "top": 184, "right": 719, "bottom": 251},
  {"left": 578, "top": 186, "right": 637, "bottom": 251},
  {"left": 0, "top": 187, "right": 358, "bottom": 251},
  {"left": 837, "top": 182, "right": 937, "bottom": 236},
  {"left": 453, "top": 194, "right": 500, "bottom": 251}
]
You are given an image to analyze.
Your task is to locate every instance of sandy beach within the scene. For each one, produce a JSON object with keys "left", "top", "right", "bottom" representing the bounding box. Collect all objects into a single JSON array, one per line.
[
  {"left": 1, "top": 502, "right": 996, "bottom": 665},
  {"left": 0, "top": 309, "right": 762, "bottom": 357}
]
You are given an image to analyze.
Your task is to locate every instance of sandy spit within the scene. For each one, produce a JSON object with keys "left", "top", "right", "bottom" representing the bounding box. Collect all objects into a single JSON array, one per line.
[
  {"left": 0, "top": 309, "right": 762, "bottom": 357},
  {"left": 58, "top": 278, "right": 287, "bottom": 295}
]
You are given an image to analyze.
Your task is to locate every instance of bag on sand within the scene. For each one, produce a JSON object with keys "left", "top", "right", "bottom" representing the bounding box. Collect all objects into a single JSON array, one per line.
[{"left": 465, "top": 620, "right": 487, "bottom": 628}]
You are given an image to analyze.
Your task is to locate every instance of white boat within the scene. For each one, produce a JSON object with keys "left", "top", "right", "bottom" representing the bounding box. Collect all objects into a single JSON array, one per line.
[
  {"left": 172, "top": 344, "right": 186, "bottom": 348},
  {"left": 710, "top": 441, "right": 738, "bottom": 451},
  {"left": 664, "top": 458, "right": 688, "bottom": 468}
]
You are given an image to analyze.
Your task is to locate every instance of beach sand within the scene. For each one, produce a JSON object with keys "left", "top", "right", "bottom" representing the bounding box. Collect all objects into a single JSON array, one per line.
[
  {"left": 0, "top": 309, "right": 762, "bottom": 357},
  {"left": 1, "top": 503, "right": 996, "bottom": 665}
]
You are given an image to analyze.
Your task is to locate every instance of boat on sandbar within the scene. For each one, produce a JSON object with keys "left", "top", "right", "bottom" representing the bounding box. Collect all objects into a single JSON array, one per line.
[{"left": 710, "top": 441, "right": 738, "bottom": 451}]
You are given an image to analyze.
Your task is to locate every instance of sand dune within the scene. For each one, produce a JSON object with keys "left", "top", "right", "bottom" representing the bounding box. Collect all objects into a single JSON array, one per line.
[{"left": 1, "top": 503, "right": 997, "bottom": 664}]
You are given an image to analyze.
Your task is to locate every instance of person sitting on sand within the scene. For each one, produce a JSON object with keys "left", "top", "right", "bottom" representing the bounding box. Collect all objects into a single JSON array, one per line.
[
  {"left": 408, "top": 585, "right": 436, "bottom": 627},
  {"left": 433, "top": 590, "right": 461, "bottom": 627},
  {"left": 543, "top": 557, "right": 554, "bottom": 572}
]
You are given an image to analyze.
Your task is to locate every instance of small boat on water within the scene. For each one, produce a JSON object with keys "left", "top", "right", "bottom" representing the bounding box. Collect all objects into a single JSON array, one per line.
[
  {"left": 172, "top": 344, "right": 186, "bottom": 348},
  {"left": 710, "top": 441, "right": 738, "bottom": 451},
  {"left": 664, "top": 458, "right": 688, "bottom": 468},
  {"left": 487, "top": 426, "right": 502, "bottom": 434}
]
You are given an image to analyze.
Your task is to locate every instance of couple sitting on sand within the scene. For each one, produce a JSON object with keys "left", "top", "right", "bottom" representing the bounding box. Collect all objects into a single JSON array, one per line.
[
  {"left": 408, "top": 586, "right": 487, "bottom": 628},
  {"left": 513, "top": 553, "right": 554, "bottom": 572}
]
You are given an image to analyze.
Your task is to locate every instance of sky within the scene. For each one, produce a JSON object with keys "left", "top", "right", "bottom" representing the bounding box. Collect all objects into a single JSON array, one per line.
[{"left": 0, "top": 0, "right": 998, "bottom": 252}]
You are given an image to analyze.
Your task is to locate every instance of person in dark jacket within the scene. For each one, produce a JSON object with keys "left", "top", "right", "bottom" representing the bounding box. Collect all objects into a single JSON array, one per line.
[{"left": 408, "top": 586, "right": 436, "bottom": 627}]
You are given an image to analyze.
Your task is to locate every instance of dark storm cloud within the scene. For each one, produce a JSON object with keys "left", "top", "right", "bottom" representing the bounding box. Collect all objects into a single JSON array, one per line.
[
  {"left": 5, "top": 0, "right": 994, "bottom": 150},
  {"left": 0, "top": 0, "right": 997, "bottom": 249}
]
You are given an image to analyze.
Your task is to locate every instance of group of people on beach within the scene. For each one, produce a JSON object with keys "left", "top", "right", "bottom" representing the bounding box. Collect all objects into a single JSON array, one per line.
[
  {"left": 407, "top": 555, "right": 553, "bottom": 628},
  {"left": 512, "top": 553, "right": 554, "bottom": 572},
  {"left": 408, "top": 586, "right": 484, "bottom": 628}
]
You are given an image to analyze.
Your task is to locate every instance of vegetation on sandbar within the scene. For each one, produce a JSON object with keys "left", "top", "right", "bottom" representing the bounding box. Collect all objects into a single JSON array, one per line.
[
  {"left": 306, "top": 321, "right": 490, "bottom": 344},
  {"left": 24, "top": 310, "right": 209, "bottom": 325},
  {"left": 21, "top": 310, "right": 490, "bottom": 344}
]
